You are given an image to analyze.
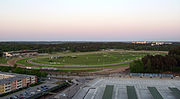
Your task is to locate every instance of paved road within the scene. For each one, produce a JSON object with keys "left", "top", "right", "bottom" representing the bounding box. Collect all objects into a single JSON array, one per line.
[{"left": 53, "top": 77, "right": 92, "bottom": 99}]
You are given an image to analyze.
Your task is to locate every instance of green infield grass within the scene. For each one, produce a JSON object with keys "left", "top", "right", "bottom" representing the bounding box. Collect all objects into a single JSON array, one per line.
[
  {"left": 32, "top": 51, "right": 164, "bottom": 65},
  {"left": 16, "top": 50, "right": 167, "bottom": 69}
]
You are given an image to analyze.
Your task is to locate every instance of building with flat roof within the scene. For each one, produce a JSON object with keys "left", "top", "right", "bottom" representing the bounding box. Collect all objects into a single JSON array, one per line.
[
  {"left": 72, "top": 78, "right": 180, "bottom": 99},
  {"left": 0, "top": 72, "right": 37, "bottom": 95}
]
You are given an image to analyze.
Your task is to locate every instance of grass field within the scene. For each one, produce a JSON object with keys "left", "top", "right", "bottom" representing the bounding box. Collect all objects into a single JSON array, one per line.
[
  {"left": 16, "top": 58, "right": 129, "bottom": 69},
  {"left": 32, "top": 52, "right": 143, "bottom": 65},
  {"left": 16, "top": 50, "right": 167, "bottom": 69},
  {"left": 16, "top": 58, "right": 36, "bottom": 66},
  {"left": 32, "top": 51, "right": 166, "bottom": 65},
  {"left": 0, "top": 57, "right": 8, "bottom": 64}
]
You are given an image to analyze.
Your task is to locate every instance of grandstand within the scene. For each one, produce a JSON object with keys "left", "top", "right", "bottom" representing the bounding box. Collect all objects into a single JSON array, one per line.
[{"left": 73, "top": 78, "right": 180, "bottom": 99}]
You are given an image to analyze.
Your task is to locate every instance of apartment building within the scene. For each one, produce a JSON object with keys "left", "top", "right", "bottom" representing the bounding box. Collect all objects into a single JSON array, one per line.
[{"left": 0, "top": 72, "right": 37, "bottom": 95}]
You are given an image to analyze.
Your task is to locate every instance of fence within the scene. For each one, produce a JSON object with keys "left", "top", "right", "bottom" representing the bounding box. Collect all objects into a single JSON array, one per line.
[{"left": 130, "top": 73, "right": 173, "bottom": 77}]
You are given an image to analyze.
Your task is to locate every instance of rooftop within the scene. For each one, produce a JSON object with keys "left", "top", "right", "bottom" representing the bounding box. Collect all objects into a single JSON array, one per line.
[
  {"left": 0, "top": 72, "right": 35, "bottom": 85},
  {"left": 73, "top": 78, "right": 180, "bottom": 99}
]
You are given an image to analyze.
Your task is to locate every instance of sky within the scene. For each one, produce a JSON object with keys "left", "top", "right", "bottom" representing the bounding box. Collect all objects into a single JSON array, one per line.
[{"left": 0, "top": 0, "right": 180, "bottom": 41}]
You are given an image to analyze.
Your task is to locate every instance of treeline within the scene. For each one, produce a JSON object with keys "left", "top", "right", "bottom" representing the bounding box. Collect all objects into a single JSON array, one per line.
[
  {"left": 0, "top": 66, "right": 48, "bottom": 77},
  {"left": 130, "top": 47, "right": 180, "bottom": 73},
  {"left": 0, "top": 42, "right": 179, "bottom": 56}
]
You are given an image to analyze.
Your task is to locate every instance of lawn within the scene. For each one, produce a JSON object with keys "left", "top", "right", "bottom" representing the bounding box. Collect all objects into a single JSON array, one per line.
[
  {"left": 17, "top": 58, "right": 129, "bottom": 69},
  {"left": 32, "top": 52, "right": 149, "bottom": 65},
  {"left": 0, "top": 57, "right": 8, "bottom": 64},
  {"left": 16, "top": 50, "right": 167, "bottom": 69},
  {"left": 16, "top": 58, "right": 36, "bottom": 66}
]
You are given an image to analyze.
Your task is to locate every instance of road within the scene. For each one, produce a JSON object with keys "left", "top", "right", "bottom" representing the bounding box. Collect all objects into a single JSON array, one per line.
[{"left": 52, "top": 77, "right": 93, "bottom": 99}]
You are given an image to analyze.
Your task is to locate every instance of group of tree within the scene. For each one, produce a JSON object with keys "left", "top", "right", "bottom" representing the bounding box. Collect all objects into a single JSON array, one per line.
[
  {"left": 0, "top": 65, "right": 48, "bottom": 77},
  {"left": 0, "top": 50, "right": 2, "bottom": 57},
  {"left": 0, "top": 42, "right": 179, "bottom": 55},
  {"left": 130, "top": 47, "right": 180, "bottom": 73}
]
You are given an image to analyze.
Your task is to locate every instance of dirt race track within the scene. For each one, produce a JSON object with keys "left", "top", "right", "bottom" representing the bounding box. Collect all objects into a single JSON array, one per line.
[{"left": 7, "top": 57, "right": 129, "bottom": 75}]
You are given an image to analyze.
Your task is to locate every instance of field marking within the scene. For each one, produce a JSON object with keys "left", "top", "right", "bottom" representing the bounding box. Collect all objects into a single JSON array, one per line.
[
  {"left": 115, "top": 87, "right": 119, "bottom": 99},
  {"left": 91, "top": 88, "right": 98, "bottom": 99},
  {"left": 92, "top": 79, "right": 103, "bottom": 87}
]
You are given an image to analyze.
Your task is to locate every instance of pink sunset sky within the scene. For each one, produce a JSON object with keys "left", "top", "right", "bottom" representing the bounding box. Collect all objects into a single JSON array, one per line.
[{"left": 0, "top": 0, "right": 180, "bottom": 41}]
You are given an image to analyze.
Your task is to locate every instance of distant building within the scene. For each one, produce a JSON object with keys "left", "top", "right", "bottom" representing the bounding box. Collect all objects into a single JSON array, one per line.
[
  {"left": 0, "top": 72, "right": 37, "bottom": 94},
  {"left": 132, "top": 41, "right": 172, "bottom": 46},
  {"left": 151, "top": 42, "right": 172, "bottom": 46},
  {"left": 3, "top": 50, "right": 38, "bottom": 58},
  {"left": 132, "top": 41, "right": 147, "bottom": 44}
]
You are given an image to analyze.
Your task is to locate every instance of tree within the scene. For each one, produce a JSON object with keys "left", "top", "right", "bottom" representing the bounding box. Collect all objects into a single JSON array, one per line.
[
  {"left": 13, "top": 64, "right": 17, "bottom": 68},
  {"left": 1, "top": 67, "right": 10, "bottom": 72},
  {"left": 145, "top": 59, "right": 152, "bottom": 73},
  {"left": 130, "top": 60, "right": 144, "bottom": 73},
  {"left": 169, "top": 47, "right": 180, "bottom": 55},
  {"left": 0, "top": 50, "right": 3, "bottom": 57}
]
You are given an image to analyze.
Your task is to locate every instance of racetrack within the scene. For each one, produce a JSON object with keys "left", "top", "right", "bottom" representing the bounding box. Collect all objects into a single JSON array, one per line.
[
  {"left": 11, "top": 50, "right": 167, "bottom": 74},
  {"left": 27, "top": 57, "right": 135, "bottom": 67},
  {"left": 23, "top": 50, "right": 166, "bottom": 67}
]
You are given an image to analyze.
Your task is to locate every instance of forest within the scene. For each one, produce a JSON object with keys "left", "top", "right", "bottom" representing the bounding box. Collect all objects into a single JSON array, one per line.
[
  {"left": 0, "top": 42, "right": 179, "bottom": 57},
  {"left": 130, "top": 47, "right": 180, "bottom": 73},
  {"left": 0, "top": 65, "right": 48, "bottom": 77}
]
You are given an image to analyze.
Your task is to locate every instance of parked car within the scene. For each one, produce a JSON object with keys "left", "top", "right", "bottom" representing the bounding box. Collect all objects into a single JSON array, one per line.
[
  {"left": 30, "top": 91, "right": 35, "bottom": 95},
  {"left": 9, "top": 97, "right": 13, "bottom": 99},
  {"left": 12, "top": 96, "right": 18, "bottom": 99}
]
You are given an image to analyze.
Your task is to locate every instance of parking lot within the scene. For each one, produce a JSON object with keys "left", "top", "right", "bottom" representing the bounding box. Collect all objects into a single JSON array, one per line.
[
  {"left": 73, "top": 77, "right": 180, "bottom": 99},
  {"left": 1, "top": 79, "right": 58, "bottom": 99}
]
